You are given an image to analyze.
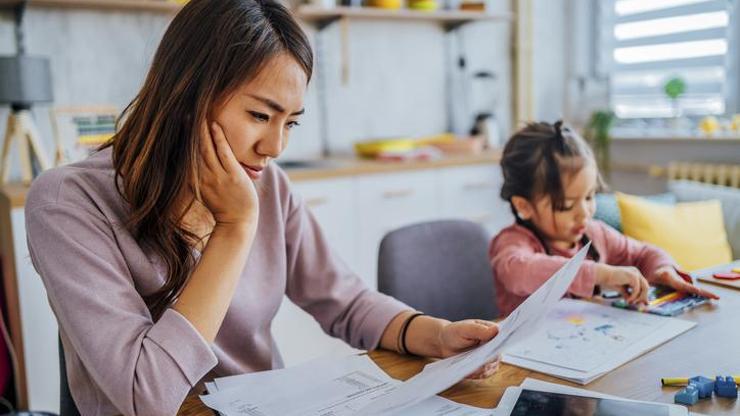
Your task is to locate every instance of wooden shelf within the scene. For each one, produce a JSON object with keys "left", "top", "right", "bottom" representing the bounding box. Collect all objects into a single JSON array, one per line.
[
  {"left": 0, "top": 0, "right": 181, "bottom": 13},
  {"left": 297, "top": 5, "right": 512, "bottom": 28},
  {"left": 0, "top": 2, "right": 513, "bottom": 27}
]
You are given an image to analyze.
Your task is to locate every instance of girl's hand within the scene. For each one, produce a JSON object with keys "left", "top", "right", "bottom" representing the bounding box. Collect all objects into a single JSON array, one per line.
[
  {"left": 597, "top": 265, "right": 650, "bottom": 304},
  {"left": 652, "top": 266, "right": 720, "bottom": 300},
  {"left": 199, "top": 122, "right": 259, "bottom": 228},
  {"left": 438, "top": 320, "right": 500, "bottom": 379}
]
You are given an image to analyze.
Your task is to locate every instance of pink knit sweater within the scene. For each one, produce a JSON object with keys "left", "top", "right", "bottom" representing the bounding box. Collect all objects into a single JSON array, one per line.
[{"left": 489, "top": 221, "right": 675, "bottom": 317}]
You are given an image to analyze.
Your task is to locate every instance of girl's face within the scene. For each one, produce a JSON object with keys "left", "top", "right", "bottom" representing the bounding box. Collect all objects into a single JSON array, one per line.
[
  {"left": 514, "top": 160, "right": 598, "bottom": 250},
  {"left": 210, "top": 53, "right": 307, "bottom": 180}
]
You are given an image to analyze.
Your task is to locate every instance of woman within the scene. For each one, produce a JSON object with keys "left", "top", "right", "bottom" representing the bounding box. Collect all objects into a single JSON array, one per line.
[{"left": 26, "top": 0, "right": 499, "bottom": 415}]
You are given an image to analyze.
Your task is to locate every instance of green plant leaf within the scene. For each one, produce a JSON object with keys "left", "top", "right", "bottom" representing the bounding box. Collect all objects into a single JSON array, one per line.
[{"left": 664, "top": 77, "right": 686, "bottom": 100}]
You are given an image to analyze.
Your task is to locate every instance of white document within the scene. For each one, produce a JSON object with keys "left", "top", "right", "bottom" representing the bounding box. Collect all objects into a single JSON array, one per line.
[
  {"left": 210, "top": 355, "right": 345, "bottom": 392},
  {"left": 496, "top": 378, "right": 690, "bottom": 416},
  {"left": 354, "top": 243, "right": 591, "bottom": 416},
  {"left": 502, "top": 299, "right": 696, "bottom": 384},
  {"left": 200, "top": 354, "right": 496, "bottom": 416}
]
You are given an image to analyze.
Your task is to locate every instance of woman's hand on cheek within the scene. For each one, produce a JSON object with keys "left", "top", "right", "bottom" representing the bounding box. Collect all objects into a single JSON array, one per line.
[{"left": 199, "top": 121, "right": 260, "bottom": 230}]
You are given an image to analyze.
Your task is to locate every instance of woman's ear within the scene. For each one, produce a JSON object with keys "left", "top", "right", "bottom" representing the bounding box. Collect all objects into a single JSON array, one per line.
[{"left": 511, "top": 196, "right": 534, "bottom": 221}]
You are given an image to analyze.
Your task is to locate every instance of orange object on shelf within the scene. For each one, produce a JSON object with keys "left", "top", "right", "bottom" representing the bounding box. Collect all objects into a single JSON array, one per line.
[{"left": 459, "top": 1, "right": 485, "bottom": 11}]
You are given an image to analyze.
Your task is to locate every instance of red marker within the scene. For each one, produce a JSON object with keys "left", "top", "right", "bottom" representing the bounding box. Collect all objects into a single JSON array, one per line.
[
  {"left": 674, "top": 268, "right": 694, "bottom": 284},
  {"left": 713, "top": 272, "right": 740, "bottom": 281}
]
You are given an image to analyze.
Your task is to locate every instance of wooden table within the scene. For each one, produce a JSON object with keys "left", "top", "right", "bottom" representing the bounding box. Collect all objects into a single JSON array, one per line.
[{"left": 178, "top": 279, "right": 740, "bottom": 415}]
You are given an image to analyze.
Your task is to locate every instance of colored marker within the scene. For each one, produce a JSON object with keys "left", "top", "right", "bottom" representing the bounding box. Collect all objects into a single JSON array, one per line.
[
  {"left": 714, "top": 272, "right": 740, "bottom": 280},
  {"left": 649, "top": 291, "right": 682, "bottom": 307},
  {"left": 662, "top": 376, "right": 740, "bottom": 386}
]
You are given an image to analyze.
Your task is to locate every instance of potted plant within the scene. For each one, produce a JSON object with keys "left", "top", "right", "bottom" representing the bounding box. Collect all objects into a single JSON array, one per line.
[
  {"left": 584, "top": 110, "right": 616, "bottom": 180},
  {"left": 664, "top": 77, "right": 686, "bottom": 118}
]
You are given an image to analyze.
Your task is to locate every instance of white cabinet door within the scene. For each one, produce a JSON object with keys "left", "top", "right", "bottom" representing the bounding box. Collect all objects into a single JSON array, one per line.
[
  {"left": 355, "top": 171, "right": 441, "bottom": 287},
  {"left": 270, "top": 297, "right": 358, "bottom": 367},
  {"left": 438, "top": 164, "right": 513, "bottom": 237},
  {"left": 12, "top": 209, "right": 59, "bottom": 413},
  {"left": 291, "top": 178, "right": 357, "bottom": 268},
  {"left": 272, "top": 178, "right": 359, "bottom": 366}
]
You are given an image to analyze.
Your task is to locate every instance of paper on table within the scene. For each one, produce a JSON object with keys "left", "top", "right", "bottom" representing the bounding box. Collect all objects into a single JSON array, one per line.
[
  {"left": 496, "top": 378, "right": 691, "bottom": 416},
  {"left": 211, "top": 355, "right": 343, "bottom": 392},
  {"left": 354, "top": 243, "right": 591, "bottom": 416},
  {"left": 201, "top": 355, "right": 389, "bottom": 415},
  {"left": 502, "top": 299, "right": 696, "bottom": 384},
  {"left": 200, "top": 354, "right": 496, "bottom": 416}
]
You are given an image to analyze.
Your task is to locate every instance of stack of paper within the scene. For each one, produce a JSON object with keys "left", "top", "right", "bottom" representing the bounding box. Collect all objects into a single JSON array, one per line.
[
  {"left": 502, "top": 298, "right": 696, "bottom": 384},
  {"left": 202, "top": 354, "right": 496, "bottom": 415},
  {"left": 199, "top": 245, "right": 591, "bottom": 416}
]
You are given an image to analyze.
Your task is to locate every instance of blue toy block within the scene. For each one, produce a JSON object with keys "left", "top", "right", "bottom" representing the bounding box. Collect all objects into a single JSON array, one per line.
[
  {"left": 675, "top": 385, "right": 699, "bottom": 406},
  {"left": 714, "top": 376, "right": 738, "bottom": 399},
  {"left": 689, "top": 376, "right": 715, "bottom": 399}
]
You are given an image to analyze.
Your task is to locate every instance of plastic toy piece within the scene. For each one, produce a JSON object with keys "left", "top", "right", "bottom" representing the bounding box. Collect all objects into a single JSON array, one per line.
[
  {"left": 714, "top": 376, "right": 738, "bottom": 398},
  {"left": 675, "top": 385, "right": 699, "bottom": 405},
  {"left": 689, "top": 376, "right": 714, "bottom": 399}
]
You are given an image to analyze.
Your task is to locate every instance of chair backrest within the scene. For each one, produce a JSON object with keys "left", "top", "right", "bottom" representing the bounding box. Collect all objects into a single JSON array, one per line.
[
  {"left": 59, "top": 337, "right": 81, "bottom": 416},
  {"left": 377, "top": 219, "right": 498, "bottom": 321}
]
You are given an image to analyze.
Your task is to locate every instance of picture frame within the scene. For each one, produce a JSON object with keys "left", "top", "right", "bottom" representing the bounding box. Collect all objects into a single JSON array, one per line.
[{"left": 49, "top": 105, "right": 119, "bottom": 166}]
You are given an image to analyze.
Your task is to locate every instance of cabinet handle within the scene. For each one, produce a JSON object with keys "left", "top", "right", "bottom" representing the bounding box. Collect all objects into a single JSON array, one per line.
[
  {"left": 463, "top": 181, "right": 497, "bottom": 191},
  {"left": 382, "top": 189, "right": 414, "bottom": 199},
  {"left": 305, "top": 196, "right": 329, "bottom": 207}
]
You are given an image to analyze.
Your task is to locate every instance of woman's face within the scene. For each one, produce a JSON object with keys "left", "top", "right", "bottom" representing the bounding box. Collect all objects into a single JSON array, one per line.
[{"left": 210, "top": 53, "right": 307, "bottom": 180}]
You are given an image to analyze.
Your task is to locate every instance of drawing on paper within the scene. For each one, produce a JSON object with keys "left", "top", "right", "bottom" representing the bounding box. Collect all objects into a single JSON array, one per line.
[{"left": 506, "top": 300, "right": 666, "bottom": 372}]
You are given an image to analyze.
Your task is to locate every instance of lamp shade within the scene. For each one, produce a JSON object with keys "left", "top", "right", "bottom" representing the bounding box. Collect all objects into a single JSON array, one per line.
[{"left": 0, "top": 55, "right": 53, "bottom": 106}]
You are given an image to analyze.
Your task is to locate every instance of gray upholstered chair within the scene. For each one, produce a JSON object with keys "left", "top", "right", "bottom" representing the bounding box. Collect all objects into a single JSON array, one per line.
[
  {"left": 377, "top": 219, "right": 498, "bottom": 321},
  {"left": 59, "top": 337, "right": 81, "bottom": 416}
]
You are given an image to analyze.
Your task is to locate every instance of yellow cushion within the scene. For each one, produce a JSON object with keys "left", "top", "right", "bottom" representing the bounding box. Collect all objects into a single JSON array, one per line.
[{"left": 616, "top": 192, "right": 732, "bottom": 271}]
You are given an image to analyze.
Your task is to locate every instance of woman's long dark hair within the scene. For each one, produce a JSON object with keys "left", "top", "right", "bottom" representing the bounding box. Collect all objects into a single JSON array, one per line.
[{"left": 101, "top": 0, "right": 313, "bottom": 320}]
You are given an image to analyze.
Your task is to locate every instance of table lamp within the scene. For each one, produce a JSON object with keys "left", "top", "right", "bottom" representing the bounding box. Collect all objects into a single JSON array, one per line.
[{"left": 0, "top": 1, "right": 53, "bottom": 185}]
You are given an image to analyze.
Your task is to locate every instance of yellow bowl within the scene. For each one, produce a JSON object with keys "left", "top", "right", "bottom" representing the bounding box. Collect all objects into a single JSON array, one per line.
[
  {"left": 415, "top": 132, "right": 455, "bottom": 146},
  {"left": 366, "top": 0, "right": 403, "bottom": 9},
  {"left": 354, "top": 138, "right": 416, "bottom": 158}
]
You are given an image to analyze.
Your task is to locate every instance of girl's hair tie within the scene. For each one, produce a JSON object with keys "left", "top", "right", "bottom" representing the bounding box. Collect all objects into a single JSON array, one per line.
[{"left": 552, "top": 120, "right": 566, "bottom": 151}]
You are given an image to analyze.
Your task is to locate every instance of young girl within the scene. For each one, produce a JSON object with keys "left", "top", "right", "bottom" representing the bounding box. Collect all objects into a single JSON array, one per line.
[
  {"left": 489, "top": 121, "right": 718, "bottom": 317},
  {"left": 25, "top": 1, "right": 498, "bottom": 414}
]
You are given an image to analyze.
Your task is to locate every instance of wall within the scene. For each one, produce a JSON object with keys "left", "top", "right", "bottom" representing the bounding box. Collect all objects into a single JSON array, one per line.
[{"left": 530, "top": 0, "right": 566, "bottom": 123}]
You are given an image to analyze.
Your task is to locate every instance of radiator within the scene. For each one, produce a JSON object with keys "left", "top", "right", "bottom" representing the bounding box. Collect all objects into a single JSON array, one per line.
[{"left": 649, "top": 162, "right": 740, "bottom": 188}]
